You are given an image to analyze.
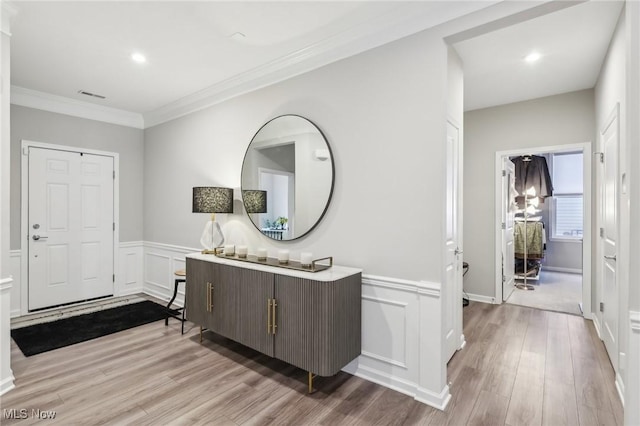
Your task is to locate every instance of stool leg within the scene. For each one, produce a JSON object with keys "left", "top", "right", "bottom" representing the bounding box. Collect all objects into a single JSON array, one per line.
[
  {"left": 181, "top": 283, "right": 186, "bottom": 335},
  {"left": 166, "top": 279, "right": 179, "bottom": 326}
]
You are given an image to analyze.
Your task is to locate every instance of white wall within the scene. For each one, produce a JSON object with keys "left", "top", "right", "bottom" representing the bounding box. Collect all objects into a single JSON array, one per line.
[
  {"left": 463, "top": 89, "right": 595, "bottom": 299},
  {"left": 144, "top": 31, "right": 449, "bottom": 283},
  {"left": 594, "top": 6, "right": 630, "bottom": 409},
  {"left": 9, "top": 105, "right": 145, "bottom": 248}
]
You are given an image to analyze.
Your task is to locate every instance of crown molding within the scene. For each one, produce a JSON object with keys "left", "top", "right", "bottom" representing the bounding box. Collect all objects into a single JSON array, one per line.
[
  {"left": 11, "top": 86, "right": 144, "bottom": 129},
  {"left": 143, "top": 1, "right": 500, "bottom": 128}
]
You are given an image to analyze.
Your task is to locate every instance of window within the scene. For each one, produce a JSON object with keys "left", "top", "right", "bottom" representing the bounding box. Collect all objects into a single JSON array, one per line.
[{"left": 551, "top": 152, "right": 583, "bottom": 240}]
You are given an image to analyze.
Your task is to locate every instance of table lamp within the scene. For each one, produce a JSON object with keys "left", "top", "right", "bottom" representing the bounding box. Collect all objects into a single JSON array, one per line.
[{"left": 192, "top": 187, "right": 233, "bottom": 254}]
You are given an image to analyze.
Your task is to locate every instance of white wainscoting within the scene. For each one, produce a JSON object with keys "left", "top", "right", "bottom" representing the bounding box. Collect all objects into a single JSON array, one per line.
[
  {"left": 0, "top": 277, "right": 16, "bottom": 395},
  {"left": 9, "top": 250, "right": 21, "bottom": 317},
  {"left": 142, "top": 242, "right": 197, "bottom": 306},
  {"left": 118, "top": 242, "right": 145, "bottom": 297},
  {"left": 343, "top": 275, "right": 450, "bottom": 410}
]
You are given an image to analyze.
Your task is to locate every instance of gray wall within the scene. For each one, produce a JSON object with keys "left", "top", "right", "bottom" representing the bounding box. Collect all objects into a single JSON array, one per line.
[
  {"left": 144, "top": 30, "right": 455, "bottom": 283},
  {"left": 10, "top": 105, "right": 144, "bottom": 248},
  {"left": 463, "top": 89, "right": 595, "bottom": 298}
]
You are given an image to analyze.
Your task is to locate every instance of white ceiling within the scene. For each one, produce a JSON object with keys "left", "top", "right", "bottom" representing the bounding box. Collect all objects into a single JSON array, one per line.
[
  {"left": 454, "top": 1, "right": 624, "bottom": 111},
  {"left": 9, "top": 1, "right": 626, "bottom": 124},
  {"left": 9, "top": 0, "right": 495, "bottom": 122}
]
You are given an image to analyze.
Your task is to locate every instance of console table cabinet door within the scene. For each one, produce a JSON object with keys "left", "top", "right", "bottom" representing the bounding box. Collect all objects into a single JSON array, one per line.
[
  {"left": 273, "top": 276, "right": 316, "bottom": 373},
  {"left": 274, "top": 274, "right": 362, "bottom": 376},
  {"left": 209, "top": 264, "right": 240, "bottom": 339},
  {"left": 235, "top": 269, "right": 274, "bottom": 356},
  {"left": 185, "top": 258, "right": 213, "bottom": 328}
]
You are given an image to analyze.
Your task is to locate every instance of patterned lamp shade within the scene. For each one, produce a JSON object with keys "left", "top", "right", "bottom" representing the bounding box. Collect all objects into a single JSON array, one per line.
[
  {"left": 192, "top": 187, "right": 234, "bottom": 214},
  {"left": 242, "top": 190, "right": 267, "bottom": 214}
]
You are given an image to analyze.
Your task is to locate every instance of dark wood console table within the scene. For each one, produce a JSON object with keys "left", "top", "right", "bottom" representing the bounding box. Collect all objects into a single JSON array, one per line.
[{"left": 185, "top": 253, "right": 362, "bottom": 393}]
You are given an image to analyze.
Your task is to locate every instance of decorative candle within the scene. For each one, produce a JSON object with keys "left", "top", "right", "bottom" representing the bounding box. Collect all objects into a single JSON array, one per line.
[
  {"left": 237, "top": 245, "right": 248, "bottom": 258},
  {"left": 224, "top": 244, "right": 235, "bottom": 256},
  {"left": 278, "top": 249, "right": 289, "bottom": 264},
  {"left": 300, "top": 252, "right": 313, "bottom": 267},
  {"left": 257, "top": 248, "right": 268, "bottom": 261}
]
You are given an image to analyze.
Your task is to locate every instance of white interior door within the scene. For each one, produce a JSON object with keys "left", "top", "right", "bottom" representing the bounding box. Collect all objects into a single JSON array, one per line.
[
  {"left": 601, "top": 109, "right": 619, "bottom": 371},
  {"left": 444, "top": 120, "right": 462, "bottom": 362},
  {"left": 28, "top": 147, "right": 114, "bottom": 310},
  {"left": 502, "top": 158, "right": 516, "bottom": 301}
]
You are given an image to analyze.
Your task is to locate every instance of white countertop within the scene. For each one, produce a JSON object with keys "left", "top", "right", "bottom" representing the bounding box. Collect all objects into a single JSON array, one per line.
[{"left": 186, "top": 252, "right": 362, "bottom": 282}]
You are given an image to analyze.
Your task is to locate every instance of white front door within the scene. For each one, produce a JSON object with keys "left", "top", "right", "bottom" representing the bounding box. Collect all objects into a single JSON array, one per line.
[
  {"left": 601, "top": 108, "right": 619, "bottom": 371},
  {"left": 502, "top": 158, "right": 516, "bottom": 301},
  {"left": 444, "top": 120, "right": 463, "bottom": 361},
  {"left": 28, "top": 147, "right": 114, "bottom": 310}
]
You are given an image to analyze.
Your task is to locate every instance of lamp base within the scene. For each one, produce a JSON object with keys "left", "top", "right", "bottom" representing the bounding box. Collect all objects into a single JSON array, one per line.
[{"left": 201, "top": 247, "right": 224, "bottom": 255}]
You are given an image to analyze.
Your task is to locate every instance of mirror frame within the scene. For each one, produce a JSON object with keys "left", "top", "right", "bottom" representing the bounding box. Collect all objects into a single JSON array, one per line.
[{"left": 241, "top": 114, "right": 335, "bottom": 241}]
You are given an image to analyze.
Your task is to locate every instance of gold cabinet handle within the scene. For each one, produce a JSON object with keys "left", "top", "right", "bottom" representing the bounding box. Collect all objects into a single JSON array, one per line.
[
  {"left": 272, "top": 299, "right": 277, "bottom": 335},
  {"left": 209, "top": 283, "right": 214, "bottom": 312},
  {"left": 267, "top": 299, "right": 272, "bottom": 334},
  {"left": 206, "top": 282, "right": 214, "bottom": 312},
  {"left": 206, "top": 282, "right": 210, "bottom": 312}
]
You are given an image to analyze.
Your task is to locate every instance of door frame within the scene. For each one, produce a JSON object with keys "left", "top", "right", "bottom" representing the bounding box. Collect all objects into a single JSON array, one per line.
[
  {"left": 494, "top": 142, "right": 592, "bottom": 319},
  {"left": 20, "top": 140, "right": 120, "bottom": 316},
  {"left": 443, "top": 116, "right": 464, "bottom": 355}
]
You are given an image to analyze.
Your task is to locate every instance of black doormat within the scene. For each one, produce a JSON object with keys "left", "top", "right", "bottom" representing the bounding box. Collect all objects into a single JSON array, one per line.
[{"left": 11, "top": 300, "right": 174, "bottom": 357}]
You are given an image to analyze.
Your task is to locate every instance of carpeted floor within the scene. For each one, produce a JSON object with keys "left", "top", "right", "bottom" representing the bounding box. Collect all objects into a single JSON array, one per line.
[{"left": 507, "top": 270, "right": 582, "bottom": 316}]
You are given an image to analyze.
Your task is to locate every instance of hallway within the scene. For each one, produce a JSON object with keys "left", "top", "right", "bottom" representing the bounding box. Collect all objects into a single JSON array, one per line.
[{"left": 443, "top": 302, "right": 624, "bottom": 425}]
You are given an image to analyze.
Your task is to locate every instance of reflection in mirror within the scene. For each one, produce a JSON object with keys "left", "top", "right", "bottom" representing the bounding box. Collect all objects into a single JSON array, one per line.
[{"left": 241, "top": 115, "right": 334, "bottom": 241}]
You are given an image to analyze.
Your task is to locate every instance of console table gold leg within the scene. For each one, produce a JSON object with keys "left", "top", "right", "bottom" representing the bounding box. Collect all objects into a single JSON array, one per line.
[{"left": 308, "top": 372, "right": 316, "bottom": 394}]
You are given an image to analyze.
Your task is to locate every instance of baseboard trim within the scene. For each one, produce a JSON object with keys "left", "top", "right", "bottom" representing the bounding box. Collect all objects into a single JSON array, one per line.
[
  {"left": 415, "top": 384, "right": 452, "bottom": 411},
  {"left": 543, "top": 266, "right": 582, "bottom": 274},
  {"left": 466, "top": 293, "right": 495, "bottom": 304},
  {"left": 593, "top": 316, "right": 603, "bottom": 339},
  {"left": 615, "top": 372, "right": 625, "bottom": 407},
  {"left": 343, "top": 361, "right": 451, "bottom": 411},
  {"left": 0, "top": 374, "right": 16, "bottom": 396}
]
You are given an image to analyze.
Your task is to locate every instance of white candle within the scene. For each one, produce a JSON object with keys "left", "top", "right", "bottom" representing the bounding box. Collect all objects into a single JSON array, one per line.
[
  {"left": 300, "top": 252, "right": 313, "bottom": 267},
  {"left": 237, "top": 245, "right": 248, "bottom": 258},
  {"left": 278, "top": 249, "right": 289, "bottom": 264},
  {"left": 224, "top": 244, "right": 235, "bottom": 256},
  {"left": 257, "top": 248, "right": 268, "bottom": 261}
]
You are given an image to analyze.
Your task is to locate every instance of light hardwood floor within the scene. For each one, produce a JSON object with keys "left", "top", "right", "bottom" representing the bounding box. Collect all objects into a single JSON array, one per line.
[{"left": 1, "top": 301, "right": 623, "bottom": 425}]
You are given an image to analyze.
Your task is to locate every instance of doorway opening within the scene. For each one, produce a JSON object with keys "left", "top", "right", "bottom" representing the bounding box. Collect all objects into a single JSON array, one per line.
[{"left": 495, "top": 143, "right": 592, "bottom": 317}]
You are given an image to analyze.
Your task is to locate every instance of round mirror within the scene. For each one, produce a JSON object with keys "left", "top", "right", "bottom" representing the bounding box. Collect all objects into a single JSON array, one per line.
[{"left": 241, "top": 115, "right": 334, "bottom": 241}]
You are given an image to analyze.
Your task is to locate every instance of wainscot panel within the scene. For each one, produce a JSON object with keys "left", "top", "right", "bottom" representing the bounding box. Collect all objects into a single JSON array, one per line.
[{"left": 142, "top": 242, "right": 197, "bottom": 306}]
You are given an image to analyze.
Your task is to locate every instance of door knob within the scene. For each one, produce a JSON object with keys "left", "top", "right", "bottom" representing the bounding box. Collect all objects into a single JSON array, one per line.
[{"left": 32, "top": 235, "right": 48, "bottom": 241}]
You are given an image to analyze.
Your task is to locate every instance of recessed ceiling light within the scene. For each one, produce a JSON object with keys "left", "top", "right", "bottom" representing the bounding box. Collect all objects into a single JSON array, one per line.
[
  {"left": 524, "top": 51, "right": 541, "bottom": 63},
  {"left": 131, "top": 52, "right": 147, "bottom": 64}
]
